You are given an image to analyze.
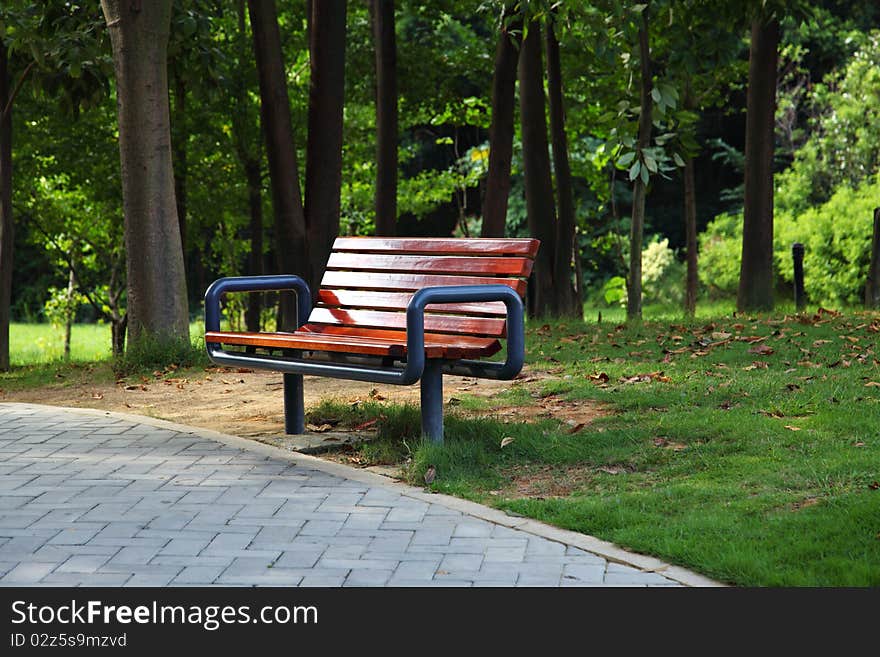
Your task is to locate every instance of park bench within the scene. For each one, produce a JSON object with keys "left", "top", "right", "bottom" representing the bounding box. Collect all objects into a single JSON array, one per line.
[{"left": 204, "top": 237, "right": 540, "bottom": 443}]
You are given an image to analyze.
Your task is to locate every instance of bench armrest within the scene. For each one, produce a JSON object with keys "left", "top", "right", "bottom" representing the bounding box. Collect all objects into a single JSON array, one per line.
[
  {"left": 204, "top": 275, "right": 312, "bottom": 333},
  {"left": 406, "top": 284, "right": 526, "bottom": 380}
]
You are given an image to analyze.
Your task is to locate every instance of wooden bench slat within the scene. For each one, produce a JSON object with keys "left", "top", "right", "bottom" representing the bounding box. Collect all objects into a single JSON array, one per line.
[
  {"left": 326, "top": 253, "right": 533, "bottom": 277},
  {"left": 205, "top": 329, "right": 500, "bottom": 359},
  {"left": 307, "top": 307, "right": 507, "bottom": 338},
  {"left": 321, "top": 270, "right": 528, "bottom": 296},
  {"left": 316, "top": 290, "right": 507, "bottom": 316},
  {"left": 332, "top": 237, "right": 540, "bottom": 258},
  {"left": 300, "top": 325, "right": 501, "bottom": 357}
]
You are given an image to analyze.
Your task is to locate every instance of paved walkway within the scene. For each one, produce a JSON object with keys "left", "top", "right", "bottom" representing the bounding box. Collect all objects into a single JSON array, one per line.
[{"left": 0, "top": 403, "right": 719, "bottom": 587}]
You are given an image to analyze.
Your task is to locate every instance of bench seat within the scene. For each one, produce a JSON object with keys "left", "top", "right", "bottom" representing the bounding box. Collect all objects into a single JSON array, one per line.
[
  {"left": 205, "top": 326, "right": 501, "bottom": 359},
  {"left": 204, "top": 237, "right": 539, "bottom": 442}
]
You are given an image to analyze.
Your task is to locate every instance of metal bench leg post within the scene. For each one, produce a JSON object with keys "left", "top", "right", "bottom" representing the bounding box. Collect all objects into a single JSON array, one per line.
[
  {"left": 283, "top": 373, "right": 305, "bottom": 434},
  {"left": 420, "top": 359, "right": 444, "bottom": 443}
]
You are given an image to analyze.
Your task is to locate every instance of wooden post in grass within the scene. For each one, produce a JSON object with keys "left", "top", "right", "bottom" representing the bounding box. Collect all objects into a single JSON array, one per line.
[
  {"left": 792, "top": 242, "right": 805, "bottom": 311},
  {"left": 865, "top": 208, "right": 880, "bottom": 309}
]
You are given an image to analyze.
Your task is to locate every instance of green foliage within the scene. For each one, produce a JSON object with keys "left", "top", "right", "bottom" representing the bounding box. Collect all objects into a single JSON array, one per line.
[
  {"left": 601, "top": 236, "right": 684, "bottom": 307},
  {"left": 776, "top": 179, "right": 880, "bottom": 306},
  {"left": 700, "top": 178, "right": 880, "bottom": 305},
  {"left": 698, "top": 212, "right": 744, "bottom": 298},
  {"left": 776, "top": 31, "right": 880, "bottom": 215}
]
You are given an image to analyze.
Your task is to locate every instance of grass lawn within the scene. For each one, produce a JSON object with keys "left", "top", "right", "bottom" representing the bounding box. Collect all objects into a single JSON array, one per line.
[
  {"left": 4, "top": 310, "right": 879, "bottom": 585},
  {"left": 309, "top": 307, "right": 880, "bottom": 586}
]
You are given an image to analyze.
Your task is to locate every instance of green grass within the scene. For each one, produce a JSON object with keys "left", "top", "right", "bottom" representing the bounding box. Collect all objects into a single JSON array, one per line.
[
  {"left": 9, "top": 322, "right": 113, "bottom": 365},
  {"left": 6, "top": 310, "right": 880, "bottom": 585},
  {"left": 2, "top": 321, "right": 208, "bottom": 389},
  {"left": 311, "top": 307, "right": 880, "bottom": 586}
]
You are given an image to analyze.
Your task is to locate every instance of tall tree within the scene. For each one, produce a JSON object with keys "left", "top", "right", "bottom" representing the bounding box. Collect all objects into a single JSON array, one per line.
[
  {"left": 305, "top": 0, "right": 347, "bottom": 297},
  {"left": 0, "top": 45, "right": 12, "bottom": 371},
  {"left": 372, "top": 0, "right": 397, "bottom": 236},
  {"left": 232, "top": 0, "right": 264, "bottom": 333},
  {"left": 545, "top": 18, "right": 581, "bottom": 317},
  {"left": 481, "top": 6, "right": 520, "bottom": 238},
  {"left": 100, "top": 0, "right": 190, "bottom": 347},
  {"left": 626, "top": 7, "right": 652, "bottom": 321},
  {"left": 248, "top": 0, "right": 307, "bottom": 330},
  {"left": 519, "top": 20, "right": 557, "bottom": 317},
  {"left": 737, "top": 17, "right": 779, "bottom": 312}
]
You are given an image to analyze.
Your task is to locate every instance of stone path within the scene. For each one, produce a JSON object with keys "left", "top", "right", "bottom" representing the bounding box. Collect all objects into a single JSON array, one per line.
[{"left": 0, "top": 403, "right": 720, "bottom": 587}]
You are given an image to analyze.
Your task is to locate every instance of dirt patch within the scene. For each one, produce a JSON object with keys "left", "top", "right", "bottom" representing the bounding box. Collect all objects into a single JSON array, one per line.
[
  {"left": 2, "top": 365, "right": 602, "bottom": 435},
  {"left": 501, "top": 464, "right": 595, "bottom": 499},
  {"left": 1, "top": 365, "right": 609, "bottom": 477}
]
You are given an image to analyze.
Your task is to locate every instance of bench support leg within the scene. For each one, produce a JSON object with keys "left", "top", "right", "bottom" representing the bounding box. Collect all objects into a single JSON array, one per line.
[
  {"left": 283, "top": 373, "right": 305, "bottom": 434},
  {"left": 420, "top": 359, "right": 444, "bottom": 443}
]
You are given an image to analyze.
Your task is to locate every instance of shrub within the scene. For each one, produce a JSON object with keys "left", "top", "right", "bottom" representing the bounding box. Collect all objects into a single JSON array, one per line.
[{"left": 698, "top": 178, "right": 880, "bottom": 306}]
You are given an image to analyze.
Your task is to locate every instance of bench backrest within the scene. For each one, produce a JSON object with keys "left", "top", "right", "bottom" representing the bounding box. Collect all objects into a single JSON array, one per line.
[{"left": 306, "top": 237, "right": 540, "bottom": 339}]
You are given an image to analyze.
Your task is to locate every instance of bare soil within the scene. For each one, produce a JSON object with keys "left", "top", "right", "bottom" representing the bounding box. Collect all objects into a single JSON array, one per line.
[{"left": 1, "top": 365, "right": 607, "bottom": 463}]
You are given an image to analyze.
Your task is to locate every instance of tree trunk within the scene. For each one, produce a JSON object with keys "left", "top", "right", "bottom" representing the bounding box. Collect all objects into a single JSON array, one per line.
[
  {"left": 865, "top": 208, "right": 880, "bottom": 309},
  {"left": 372, "top": 0, "right": 397, "bottom": 236},
  {"left": 0, "top": 45, "right": 12, "bottom": 371},
  {"left": 683, "top": 155, "right": 698, "bottom": 317},
  {"left": 244, "top": 160, "right": 264, "bottom": 332},
  {"left": 248, "top": 0, "right": 308, "bottom": 330},
  {"left": 172, "top": 72, "right": 188, "bottom": 279},
  {"left": 627, "top": 12, "right": 652, "bottom": 322},
  {"left": 100, "top": 0, "right": 190, "bottom": 348},
  {"left": 63, "top": 264, "right": 76, "bottom": 361},
  {"left": 738, "top": 18, "right": 779, "bottom": 313},
  {"left": 518, "top": 20, "right": 557, "bottom": 317},
  {"left": 305, "top": 0, "right": 347, "bottom": 298},
  {"left": 545, "top": 20, "right": 581, "bottom": 318},
  {"left": 481, "top": 8, "right": 520, "bottom": 238}
]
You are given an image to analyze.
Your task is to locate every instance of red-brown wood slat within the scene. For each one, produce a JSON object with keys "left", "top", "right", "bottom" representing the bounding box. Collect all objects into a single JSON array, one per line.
[
  {"left": 205, "top": 329, "right": 500, "bottom": 359},
  {"left": 306, "top": 307, "right": 507, "bottom": 337},
  {"left": 300, "top": 324, "right": 501, "bottom": 357},
  {"left": 316, "top": 290, "right": 507, "bottom": 316},
  {"left": 320, "top": 270, "right": 528, "bottom": 296},
  {"left": 326, "top": 252, "right": 533, "bottom": 277},
  {"left": 332, "top": 237, "right": 540, "bottom": 258}
]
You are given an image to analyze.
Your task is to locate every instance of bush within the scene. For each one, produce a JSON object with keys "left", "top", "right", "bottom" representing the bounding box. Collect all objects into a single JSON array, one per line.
[
  {"left": 698, "top": 178, "right": 880, "bottom": 306},
  {"left": 600, "top": 237, "right": 684, "bottom": 306}
]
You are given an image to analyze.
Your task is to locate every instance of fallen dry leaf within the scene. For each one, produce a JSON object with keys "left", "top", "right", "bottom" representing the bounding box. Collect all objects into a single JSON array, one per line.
[
  {"left": 351, "top": 418, "right": 379, "bottom": 431},
  {"left": 652, "top": 437, "right": 687, "bottom": 451},
  {"left": 589, "top": 372, "right": 609, "bottom": 384},
  {"left": 597, "top": 466, "right": 626, "bottom": 475},
  {"left": 567, "top": 423, "right": 586, "bottom": 435},
  {"left": 748, "top": 344, "right": 775, "bottom": 355},
  {"left": 306, "top": 423, "right": 334, "bottom": 433},
  {"left": 864, "top": 382, "right": 880, "bottom": 388},
  {"left": 500, "top": 436, "right": 515, "bottom": 448},
  {"left": 784, "top": 425, "right": 802, "bottom": 431}
]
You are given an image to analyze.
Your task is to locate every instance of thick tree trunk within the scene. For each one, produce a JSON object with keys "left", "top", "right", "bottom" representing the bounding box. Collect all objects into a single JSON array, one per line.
[
  {"left": 372, "top": 0, "right": 397, "bottom": 236},
  {"left": 0, "top": 46, "right": 12, "bottom": 371},
  {"left": 305, "top": 0, "right": 346, "bottom": 298},
  {"left": 738, "top": 19, "right": 779, "bottom": 312},
  {"left": 100, "top": 0, "right": 190, "bottom": 347},
  {"left": 865, "top": 208, "right": 880, "bottom": 309},
  {"left": 684, "top": 155, "right": 698, "bottom": 316},
  {"left": 248, "top": 0, "right": 308, "bottom": 330},
  {"left": 627, "top": 14, "right": 652, "bottom": 322},
  {"left": 481, "top": 8, "right": 520, "bottom": 238},
  {"left": 244, "top": 160, "right": 264, "bottom": 332},
  {"left": 545, "top": 21, "right": 581, "bottom": 318},
  {"left": 518, "top": 21, "right": 557, "bottom": 317}
]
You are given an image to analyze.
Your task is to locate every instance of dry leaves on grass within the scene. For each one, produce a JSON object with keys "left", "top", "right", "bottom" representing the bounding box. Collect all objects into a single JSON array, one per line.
[
  {"left": 619, "top": 371, "right": 671, "bottom": 384},
  {"left": 652, "top": 437, "right": 687, "bottom": 451}
]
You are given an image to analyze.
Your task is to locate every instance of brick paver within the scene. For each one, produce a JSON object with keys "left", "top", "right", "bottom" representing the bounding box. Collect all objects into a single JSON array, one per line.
[{"left": 0, "top": 404, "right": 716, "bottom": 587}]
